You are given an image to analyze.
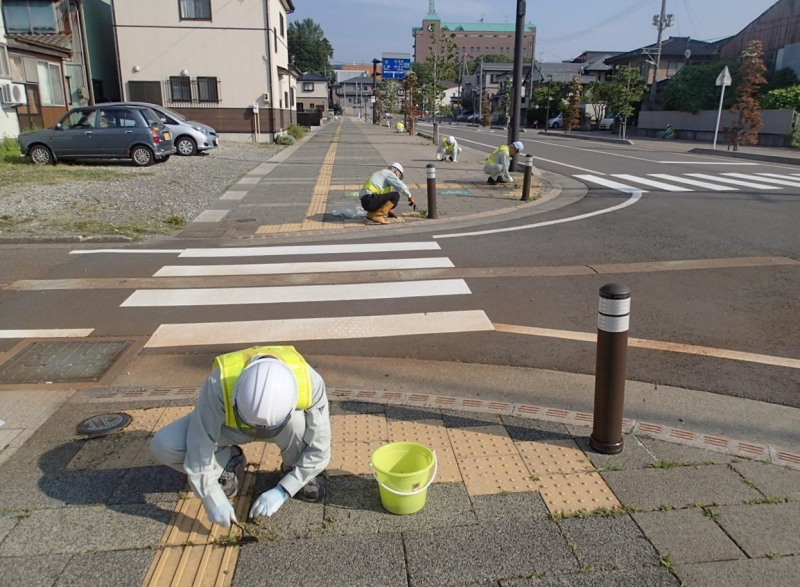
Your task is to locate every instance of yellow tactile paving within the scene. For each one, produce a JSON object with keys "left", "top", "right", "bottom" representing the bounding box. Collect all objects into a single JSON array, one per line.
[
  {"left": 457, "top": 453, "right": 539, "bottom": 496},
  {"left": 240, "top": 441, "right": 282, "bottom": 472},
  {"left": 330, "top": 413, "right": 388, "bottom": 444},
  {"left": 537, "top": 471, "right": 621, "bottom": 516},
  {"left": 387, "top": 419, "right": 461, "bottom": 483},
  {"left": 515, "top": 439, "right": 595, "bottom": 476},
  {"left": 327, "top": 440, "right": 386, "bottom": 476},
  {"left": 447, "top": 425, "right": 517, "bottom": 459}
]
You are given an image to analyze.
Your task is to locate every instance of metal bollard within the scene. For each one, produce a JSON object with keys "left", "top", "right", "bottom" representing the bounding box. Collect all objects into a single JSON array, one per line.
[
  {"left": 589, "top": 283, "right": 631, "bottom": 455},
  {"left": 426, "top": 164, "right": 438, "bottom": 219},
  {"left": 520, "top": 154, "right": 534, "bottom": 201}
]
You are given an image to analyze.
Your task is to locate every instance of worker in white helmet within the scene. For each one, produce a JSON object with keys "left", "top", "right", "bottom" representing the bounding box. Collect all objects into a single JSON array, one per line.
[
  {"left": 150, "top": 346, "right": 330, "bottom": 528},
  {"left": 359, "top": 162, "right": 415, "bottom": 225},
  {"left": 484, "top": 141, "right": 524, "bottom": 185},
  {"left": 436, "top": 135, "right": 462, "bottom": 162}
]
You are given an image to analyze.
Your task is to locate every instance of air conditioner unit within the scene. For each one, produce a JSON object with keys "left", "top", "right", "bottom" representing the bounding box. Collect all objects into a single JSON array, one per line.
[{"left": 1, "top": 83, "right": 27, "bottom": 106}]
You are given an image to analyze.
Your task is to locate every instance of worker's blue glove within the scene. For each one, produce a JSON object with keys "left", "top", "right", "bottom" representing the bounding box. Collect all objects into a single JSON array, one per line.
[
  {"left": 207, "top": 501, "right": 237, "bottom": 528},
  {"left": 250, "top": 485, "right": 290, "bottom": 519}
]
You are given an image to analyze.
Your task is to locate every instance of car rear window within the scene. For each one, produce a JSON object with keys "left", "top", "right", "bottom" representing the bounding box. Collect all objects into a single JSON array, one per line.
[
  {"left": 138, "top": 108, "right": 161, "bottom": 127},
  {"left": 97, "top": 109, "right": 142, "bottom": 128}
]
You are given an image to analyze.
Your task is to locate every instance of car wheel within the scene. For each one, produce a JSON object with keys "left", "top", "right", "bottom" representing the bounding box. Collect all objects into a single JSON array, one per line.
[
  {"left": 157, "top": 155, "right": 171, "bottom": 163},
  {"left": 552, "top": 123, "right": 560, "bottom": 129},
  {"left": 175, "top": 136, "right": 197, "bottom": 156},
  {"left": 131, "top": 146, "right": 154, "bottom": 167},
  {"left": 29, "top": 145, "right": 54, "bottom": 165}
]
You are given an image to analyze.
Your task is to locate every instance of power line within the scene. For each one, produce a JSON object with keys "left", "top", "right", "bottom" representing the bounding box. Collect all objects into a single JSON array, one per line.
[{"left": 537, "top": 0, "right": 657, "bottom": 44}]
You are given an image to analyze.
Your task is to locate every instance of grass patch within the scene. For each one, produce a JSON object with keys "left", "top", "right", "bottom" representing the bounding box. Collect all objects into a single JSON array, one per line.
[
  {"left": 650, "top": 460, "right": 682, "bottom": 470},
  {"left": 659, "top": 553, "right": 673, "bottom": 570},
  {"left": 593, "top": 458, "right": 627, "bottom": 472},
  {"left": 0, "top": 154, "right": 131, "bottom": 188}
]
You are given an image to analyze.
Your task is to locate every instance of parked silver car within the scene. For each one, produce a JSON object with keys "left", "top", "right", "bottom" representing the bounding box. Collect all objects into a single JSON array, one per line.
[
  {"left": 18, "top": 105, "right": 175, "bottom": 166},
  {"left": 114, "top": 102, "right": 218, "bottom": 156}
]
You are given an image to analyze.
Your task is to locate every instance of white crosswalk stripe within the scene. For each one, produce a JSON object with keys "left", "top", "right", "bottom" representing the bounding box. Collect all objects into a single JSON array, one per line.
[{"left": 574, "top": 171, "right": 800, "bottom": 193}]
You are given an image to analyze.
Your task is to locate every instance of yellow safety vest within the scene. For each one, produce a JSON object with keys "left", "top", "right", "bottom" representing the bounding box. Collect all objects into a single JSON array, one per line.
[
  {"left": 486, "top": 145, "right": 509, "bottom": 164},
  {"left": 362, "top": 171, "right": 392, "bottom": 195},
  {"left": 214, "top": 346, "right": 312, "bottom": 430},
  {"left": 442, "top": 141, "right": 455, "bottom": 153}
]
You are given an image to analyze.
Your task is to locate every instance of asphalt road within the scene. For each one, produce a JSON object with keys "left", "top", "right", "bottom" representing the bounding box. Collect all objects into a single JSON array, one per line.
[{"left": 1, "top": 127, "right": 798, "bottom": 410}]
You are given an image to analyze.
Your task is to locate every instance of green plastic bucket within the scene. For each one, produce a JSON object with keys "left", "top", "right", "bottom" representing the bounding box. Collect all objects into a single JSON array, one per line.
[{"left": 370, "top": 442, "right": 437, "bottom": 515}]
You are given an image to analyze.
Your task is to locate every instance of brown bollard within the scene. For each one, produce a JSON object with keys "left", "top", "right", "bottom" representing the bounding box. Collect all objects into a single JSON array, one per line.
[
  {"left": 426, "top": 163, "right": 438, "bottom": 219},
  {"left": 520, "top": 154, "right": 534, "bottom": 201},
  {"left": 589, "top": 283, "right": 631, "bottom": 455}
]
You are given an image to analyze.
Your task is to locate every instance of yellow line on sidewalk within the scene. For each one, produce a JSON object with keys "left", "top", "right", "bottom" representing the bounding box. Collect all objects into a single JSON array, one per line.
[
  {"left": 301, "top": 119, "right": 343, "bottom": 231},
  {"left": 494, "top": 324, "right": 800, "bottom": 369}
]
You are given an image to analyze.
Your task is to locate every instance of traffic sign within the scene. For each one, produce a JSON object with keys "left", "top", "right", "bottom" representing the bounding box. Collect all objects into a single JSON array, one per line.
[
  {"left": 382, "top": 53, "right": 411, "bottom": 80},
  {"left": 716, "top": 66, "right": 732, "bottom": 87}
]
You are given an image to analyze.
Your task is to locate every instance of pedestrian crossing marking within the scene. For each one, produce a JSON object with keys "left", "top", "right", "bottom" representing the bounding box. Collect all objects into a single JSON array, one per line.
[
  {"left": 0, "top": 328, "right": 94, "bottom": 338},
  {"left": 723, "top": 173, "right": 800, "bottom": 188},
  {"left": 686, "top": 174, "right": 780, "bottom": 189},
  {"left": 648, "top": 174, "right": 735, "bottom": 191},
  {"left": 144, "top": 310, "right": 494, "bottom": 348},
  {"left": 153, "top": 257, "right": 455, "bottom": 277},
  {"left": 611, "top": 174, "right": 693, "bottom": 192},
  {"left": 120, "top": 279, "right": 471, "bottom": 307},
  {"left": 573, "top": 175, "right": 647, "bottom": 194}
]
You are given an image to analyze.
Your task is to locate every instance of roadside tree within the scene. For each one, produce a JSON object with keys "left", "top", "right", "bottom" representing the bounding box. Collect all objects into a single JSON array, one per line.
[
  {"left": 563, "top": 75, "right": 582, "bottom": 132},
  {"left": 727, "top": 40, "right": 767, "bottom": 151},
  {"left": 287, "top": 19, "right": 333, "bottom": 74},
  {"left": 605, "top": 66, "right": 646, "bottom": 139}
]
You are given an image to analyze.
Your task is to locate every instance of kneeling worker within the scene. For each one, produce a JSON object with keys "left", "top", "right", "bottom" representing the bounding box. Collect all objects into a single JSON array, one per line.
[
  {"left": 484, "top": 141, "right": 524, "bottom": 185},
  {"left": 150, "top": 346, "right": 331, "bottom": 528},
  {"left": 436, "top": 136, "right": 462, "bottom": 162},
  {"left": 359, "top": 162, "right": 416, "bottom": 225}
]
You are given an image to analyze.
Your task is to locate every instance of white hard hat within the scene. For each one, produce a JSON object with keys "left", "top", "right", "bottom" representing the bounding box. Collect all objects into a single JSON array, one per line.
[
  {"left": 390, "top": 162, "right": 404, "bottom": 179},
  {"left": 511, "top": 141, "right": 524, "bottom": 152},
  {"left": 447, "top": 136, "right": 455, "bottom": 144},
  {"left": 234, "top": 358, "right": 297, "bottom": 432}
]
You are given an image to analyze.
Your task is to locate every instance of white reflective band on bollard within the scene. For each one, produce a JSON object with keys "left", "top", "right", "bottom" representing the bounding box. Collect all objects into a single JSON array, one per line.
[
  {"left": 599, "top": 298, "right": 631, "bottom": 316},
  {"left": 427, "top": 167, "right": 436, "bottom": 179},
  {"left": 523, "top": 157, "right": 533, "bottom": 168},
  {"left": 598, "top": 314, "right": 630, "bottom": 333}
]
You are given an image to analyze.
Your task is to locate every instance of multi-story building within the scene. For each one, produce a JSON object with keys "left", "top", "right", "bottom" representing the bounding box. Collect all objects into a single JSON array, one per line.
[
  {"left": 111, "top": 0, "right": 298, "bottom": 142},
  {"left": 413, "top": 1, "right": 535, "bottom": 64}
]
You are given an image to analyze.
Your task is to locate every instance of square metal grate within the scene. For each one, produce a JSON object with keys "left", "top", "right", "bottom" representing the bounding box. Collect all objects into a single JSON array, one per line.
[{"left": 0, "top": 340, "right": 132, "bottom": 384}]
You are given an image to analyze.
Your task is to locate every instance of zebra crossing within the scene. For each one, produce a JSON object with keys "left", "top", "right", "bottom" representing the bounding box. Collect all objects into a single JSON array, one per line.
[
  {"left": 574, "top": 171, "right": 800, "bottom": 193},
  {"left": 104, "top": 241, "right": 494, "bottom": 348}
]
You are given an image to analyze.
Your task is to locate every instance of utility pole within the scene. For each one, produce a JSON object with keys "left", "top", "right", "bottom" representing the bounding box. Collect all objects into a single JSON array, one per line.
[
  {"left": 648, "top": 0, "right": 673, "bottom": 106},
  {"left": 507, "top": 0, "right": 526, "bottom": 171},
  {"left": 372, "top": 58, "right": 381, "bottom": 124}
]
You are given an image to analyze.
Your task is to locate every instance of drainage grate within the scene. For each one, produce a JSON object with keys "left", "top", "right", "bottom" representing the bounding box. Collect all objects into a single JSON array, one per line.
[{"left": 0, "top": 340, "right": 132, "bottom": 384}]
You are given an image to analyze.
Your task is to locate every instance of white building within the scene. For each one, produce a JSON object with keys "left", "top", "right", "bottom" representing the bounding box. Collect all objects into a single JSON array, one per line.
[{"left": 0, "top": 9, "right": 20, "bottom": 139}]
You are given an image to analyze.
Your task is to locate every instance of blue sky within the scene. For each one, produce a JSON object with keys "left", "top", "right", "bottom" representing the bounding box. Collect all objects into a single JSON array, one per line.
[{"left": 289, "top": 0, "right": 779, "bottom": 64}]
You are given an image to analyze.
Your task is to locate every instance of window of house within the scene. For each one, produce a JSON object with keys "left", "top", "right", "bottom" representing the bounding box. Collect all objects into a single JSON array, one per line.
[
  {"left": 169, "top": 75, "right": 192, "bottom": 101},
  {"left": 284, "top": 91, "right": 288, "bottom": 108},
  {"left": 666, "top": 61, "right": 685, "bottom": 77},
  {"left": 0, "top": 45, "right": 10, "bottom": 79},
  {"left": 274, "top": 27, "right": 279, "bottom": 52},
  {"left": 128, "top": 80, "right": 163, "bottom": 104},
  {"left": 302, "top": 82, "right": 314, "bottom": 92},
  {"left": 279, "top": 13, "right": 285, "bottom": 37},
  {"left": 3, "top": 0, "right": 58, "bottom": 34},
  {"left": 36, "top": 61, "right": 65, "bottom": 106},
  {"left": 476, "top": 47, "right": 480, "bottom": 53},
  {"left": 197, "top": 76, "right": 219, "bottom": 102},
  {"left": 470, "top": 47, "right": 474, "bottom": 53},
  {"left": 289, "top": 88, "right": 294, "bottom": 107},
  {"left": 179, "top": 0, "right": 211, "bottom": 21}
]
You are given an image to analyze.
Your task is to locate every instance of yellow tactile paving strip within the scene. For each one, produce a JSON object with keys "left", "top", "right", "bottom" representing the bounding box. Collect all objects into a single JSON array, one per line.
[{"left": 67, "top": 408, "right": 619, "bottom": 586}]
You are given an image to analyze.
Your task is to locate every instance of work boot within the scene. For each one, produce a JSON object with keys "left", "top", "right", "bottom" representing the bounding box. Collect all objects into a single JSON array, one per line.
[
  {"left": 280, "top": 463, "right": 326, "bottom": 503},
  {"left": 366, "top": 200, "right": 394, "bottom": 225},
  {"left": 218, "top": 445, "right": 246, "bottom": 498},
  {"left": 487, "top": 177, "right": 496, "bottom": 185}
]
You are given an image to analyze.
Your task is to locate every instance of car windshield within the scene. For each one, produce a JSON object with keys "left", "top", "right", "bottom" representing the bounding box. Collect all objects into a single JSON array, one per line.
[{"left": 157, "top": 106, "right": 188, "bottom": 122}]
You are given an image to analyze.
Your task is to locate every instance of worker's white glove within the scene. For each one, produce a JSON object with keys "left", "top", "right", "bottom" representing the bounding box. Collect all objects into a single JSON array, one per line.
[
  {"left": 207, "top": 501, "right": 237, "bottom": 528},
  {"left": 250, "top": 485, "right": 290, "bottom": 519}
]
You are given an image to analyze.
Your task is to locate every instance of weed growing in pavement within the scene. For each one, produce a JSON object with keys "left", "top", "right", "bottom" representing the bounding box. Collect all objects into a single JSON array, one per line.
[
  {"left": 650, "top": 460, "right": 682, "bottom": 469},
  {"left": 580, "top": 564, "right": 594, "bottom": 573},
  {"left": 744, "top": 496, "right": 792, "bottom": 505},
  {"left": 765, "top": 552, "right": 783, "bottom": 559},
  {"left": 164, "top": 214, "right": 186, "bottom": 227},
  {"left": 659, "top": 504, "right": 675, "bottom": 511},
  {"left": 659, "top": 553, "right": 673, "bottom": 570},
  {"left": 592, "top": 507, "right": 624, "bottom": 518},
  {"left": 593, "top": 458, "right": 627, "bottom": 472},
  {"left": 703, "top": 507, "right": 720, "bottom": 520},
  {"left": 569, "top": 543, "right": 578, "bottom": 554},
  {"left": 621, "top": 504, "right": 644, "bottom": 513}
]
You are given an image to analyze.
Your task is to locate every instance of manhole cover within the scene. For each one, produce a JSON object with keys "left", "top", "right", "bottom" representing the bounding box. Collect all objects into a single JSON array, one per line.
[
  {"left": 0, "top": 340, "right": 132, "bottom": 384},
  {"left": 77, "top": 412, "right": 132, "bottom": 436}
]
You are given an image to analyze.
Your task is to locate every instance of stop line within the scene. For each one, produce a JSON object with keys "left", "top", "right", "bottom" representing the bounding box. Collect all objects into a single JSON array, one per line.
[{"left": 575, "top": 171, "right": 800, "bottom": 193}]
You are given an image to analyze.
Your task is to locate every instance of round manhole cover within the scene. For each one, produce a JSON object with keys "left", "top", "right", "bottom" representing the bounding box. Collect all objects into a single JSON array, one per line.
[{"left": 76, "top": 412, "right": 132, "bottom": 436}]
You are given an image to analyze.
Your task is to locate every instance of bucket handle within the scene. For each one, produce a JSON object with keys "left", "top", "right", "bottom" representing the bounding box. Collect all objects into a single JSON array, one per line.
[{"left": 369, "top": 451, "right": 438, "bottom": 497}]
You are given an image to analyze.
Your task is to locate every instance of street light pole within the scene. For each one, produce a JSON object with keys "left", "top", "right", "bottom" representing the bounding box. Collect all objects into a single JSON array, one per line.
[{"left": 508, "top": 0, "right": 526, "bottom": 171}]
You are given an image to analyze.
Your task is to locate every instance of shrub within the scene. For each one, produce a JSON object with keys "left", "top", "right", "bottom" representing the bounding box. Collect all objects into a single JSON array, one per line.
[
  {"left": 0, "top": 137, "right": 21, "bottom": 163},
  {"left": 287, "top": 124, "right": 306, "bottom": 140},
  {"left": 274, "top": 134, "right": 295, "bottom": 145}
]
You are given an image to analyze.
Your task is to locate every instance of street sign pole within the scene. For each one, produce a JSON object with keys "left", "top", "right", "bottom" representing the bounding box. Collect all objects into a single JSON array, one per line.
[{"left": 713, "top": 65, "right": 732, "bottom": 150}]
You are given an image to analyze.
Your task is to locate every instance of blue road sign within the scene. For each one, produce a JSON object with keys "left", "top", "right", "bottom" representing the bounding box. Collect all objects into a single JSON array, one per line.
[{"left": 382, "top": 55, "right": 411, "bottom": 80}]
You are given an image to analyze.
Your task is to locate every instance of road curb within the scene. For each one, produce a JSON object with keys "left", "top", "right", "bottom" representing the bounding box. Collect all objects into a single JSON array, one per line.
[{"left": 689, "top": 147, "right": 800, "bottom": 166}]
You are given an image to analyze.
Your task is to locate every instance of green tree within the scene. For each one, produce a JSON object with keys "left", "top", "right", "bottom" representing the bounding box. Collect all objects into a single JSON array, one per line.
[
  {"left": 662, "top": 61, "right": 739, "bottom": 113},
  {"left": 563, "top": 75, "right": 583, "bottom": 132},
  {"left": 480, "top": 93, "right": 491, "bottom": 126},
  {"left": 605, "top": 66, "right": 646, "bottom": 138},
  {"left": 760, "top": 67, "right": 799, "bottom": 96},
  {"left": 762, "top": 85, "right": 800, "bottom": 110},
  {"left": 380, "top": 80, "right": 401, "bottom": 117},
  {"left": 728, "top": 40, "right": 767, "bottom": 150},
  {"left": 288, "top": 19, "right": 334, "bottom": 74}
]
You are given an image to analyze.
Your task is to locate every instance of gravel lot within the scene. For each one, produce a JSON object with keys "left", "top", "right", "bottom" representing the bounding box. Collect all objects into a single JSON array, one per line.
[{"left": 0, "top": 141, "right": 282, "bottom": 241}]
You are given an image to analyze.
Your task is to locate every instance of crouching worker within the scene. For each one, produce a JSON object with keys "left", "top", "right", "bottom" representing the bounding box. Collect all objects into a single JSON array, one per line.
[
  {"left": 359, "top": 162, "right": 415, "bottom": 225},
  {"left": 484, "top": 141, "right": 524, "bottom": 185},
  {"left": 436, "top": 136, "right": 462, "bottom": 162},
  {"left": 150, "top": 346, "right": 331, "bottom": 528}
]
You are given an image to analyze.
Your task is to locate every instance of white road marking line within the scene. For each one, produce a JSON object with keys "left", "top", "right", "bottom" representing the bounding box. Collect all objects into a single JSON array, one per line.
[
  {"left": 434, "top": 190, "right": 643, "bottom": 239},
  {"left": 656, "top": 161, "right": 759, "bottom": 165},
  {"left": 120, "top": 279, "right": 471, "bottom": 307},
  {"left": 724, "top": 173, "right": 800, "bottom": 187},
  {"left": 179, "top": 242, "right": 441, "bottom": 258},
  {"left": 0, "top": 329, "right": 94, "bottom": 338},
  {"left": 648, "top": 174, "right": 735, "bottom": 191},
  {"left": 612, "top": 174, "right": 693, "bottom": 192},
  {"left": 573, "top": 174, "right": 647, "bottom": 193},
  {"left": 144, "top": 310, "right": 494, "bottom": 348},
  {"left": 686, "top": 174, "right": 780, "bottom": 189},
  {"left": 70, "top": 249, "right": 184, "bottom": 255},
  {"left": 192, "top": 209, "right": 229, "bottom": 223},
  {"left": 453, "top": 137, "right": 603, "bottom": 174},
  {"left": 153, "top": 257, "right": 455, "bottom": 277},
  {"left": 494, "top": 324, "right": 800, "bottom": 370}
]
